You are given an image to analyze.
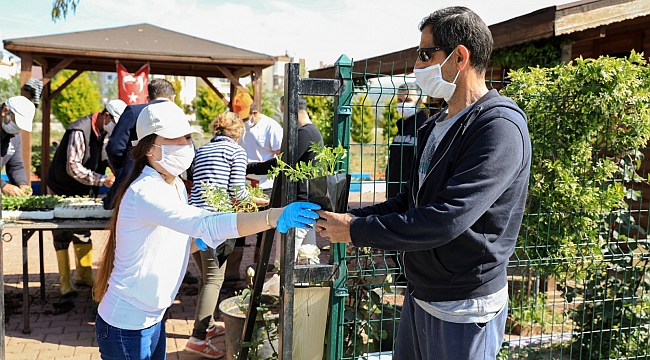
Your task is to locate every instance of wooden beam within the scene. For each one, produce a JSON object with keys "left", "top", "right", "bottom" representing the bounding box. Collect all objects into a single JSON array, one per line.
[
  {"left": 19, "top": 52, "right": 33, "bottom": 185},
  {"left": 200, "top": 77, "right": 229, "bottom": 106},
  {"left": 42, "top": 58, "right": 75, "bottom": 86},
  {"left": 51, "top": 71, "right": 82, "bottom": 99},
  {"left": 43, "top": 58, "right": 74, "bottom": 82},
  {"left": 216, "top": 65, "right": 249, "bottom": 95},
  {"left": 41, "top": 82, "right": 51, "bottom": 194},
  {"left": 3, "top": 44, "right": 276, "bottom": 67}
]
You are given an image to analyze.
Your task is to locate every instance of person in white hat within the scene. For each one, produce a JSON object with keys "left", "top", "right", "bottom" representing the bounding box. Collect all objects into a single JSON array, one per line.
[
  {"left": 47, "top": 99, "right": 126, "bottom": 298},
  {"left": 1, "top": 95, "right": 36, "bottom": 196},
  {"left": 92, "top": 101, "right": 320, "bottom": 360}
]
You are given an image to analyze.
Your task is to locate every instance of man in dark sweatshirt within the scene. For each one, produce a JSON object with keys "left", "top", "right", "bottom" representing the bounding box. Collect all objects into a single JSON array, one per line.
[{"left": 316, "top": 7, "right": 531, "bottom": 360}]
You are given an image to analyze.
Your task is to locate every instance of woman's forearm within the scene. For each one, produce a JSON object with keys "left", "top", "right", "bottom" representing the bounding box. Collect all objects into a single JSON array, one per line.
[{"left": 236, "top": 208, "right": 282, "bottom": 237}]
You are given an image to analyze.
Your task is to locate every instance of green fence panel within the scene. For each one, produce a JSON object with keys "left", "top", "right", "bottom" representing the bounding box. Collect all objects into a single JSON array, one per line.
[{"left": 327, "top": 54, "right": 650, "bottom": 360}]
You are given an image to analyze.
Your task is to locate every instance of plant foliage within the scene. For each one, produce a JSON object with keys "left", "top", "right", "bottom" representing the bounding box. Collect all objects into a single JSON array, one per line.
[
  {"left": 0, "top": 74, "right": 21, "bottom": 104},
  {"left": 51, "top": 0, "right": 79, "bottom": 21},
  {"left": 200, "top": 182, "right": 262, "bottom": 213},
  {"left": 305, "top": 96, "right": 334, "bottom": 146},
  {"left": 2, "top": 195, "right": 59, "bottom": 211},
  {"left": 51, "top": 70, "right": 102, "bottom": 128},
  {"left": 380, "top": 98, "right": 400, "bottom": 143},
  {"left": 194, "top": 84, "right": 228, "bottom": 133},
  {"left": 502, "top": 51, "right": 650, "bottom": 357},
  {"left": 351, "top": 95, "right": 374, "bottom": 144},
  {"left": 491, "top": 37, "right": 568, "bottom": 70},
  {"left": 269, "top": 143, "right": 346, "bottom": 182}
]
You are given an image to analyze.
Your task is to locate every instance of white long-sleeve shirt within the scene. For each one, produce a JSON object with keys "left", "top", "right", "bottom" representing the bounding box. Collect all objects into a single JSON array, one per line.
[{"left": 98, "top": 166, "right": 239, "bottom": 330}]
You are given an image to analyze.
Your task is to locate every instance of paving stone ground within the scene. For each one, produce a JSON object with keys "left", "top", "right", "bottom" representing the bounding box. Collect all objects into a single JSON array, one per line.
[{"left": 2, "top": 190, "right": 385, "bottom": 359}]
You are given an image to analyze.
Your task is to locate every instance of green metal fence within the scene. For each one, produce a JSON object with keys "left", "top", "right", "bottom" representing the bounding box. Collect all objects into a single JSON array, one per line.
[{"left": 325, "top": 54, "right": 650, "bottom": 359}]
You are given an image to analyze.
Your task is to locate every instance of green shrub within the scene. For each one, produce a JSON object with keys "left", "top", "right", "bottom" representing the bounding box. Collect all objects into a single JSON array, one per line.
[
  {"left": 350, "top": 95, "right": 374, "bottom": 144},
  {"left": 503, "top": 51, "right": 650, "bottom": 358},
  {"left": 305, "top": 96, "right": 333, "bottom": 146},
  {"left": 194, "top": 84, "right": 227, "bottom": 133},
  {"left": 379, "top": 98, "right": 399, "bottom": 143},
  {"left": 51, "top": 70, "right": 102, "bottom": 128}
]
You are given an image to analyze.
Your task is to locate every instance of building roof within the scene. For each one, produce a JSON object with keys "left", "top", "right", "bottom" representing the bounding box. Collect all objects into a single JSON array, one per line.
[
  {"left": 309, "top": 0, "right": 650, "bottom": 79},
  {"left": 4, "top": 23, "right": 275, "bottom": 78}
]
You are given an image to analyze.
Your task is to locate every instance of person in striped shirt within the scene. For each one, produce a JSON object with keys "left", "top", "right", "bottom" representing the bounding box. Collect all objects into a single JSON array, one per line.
[{"left": 185, "top": 111, "right": 266, "bottom": 358}]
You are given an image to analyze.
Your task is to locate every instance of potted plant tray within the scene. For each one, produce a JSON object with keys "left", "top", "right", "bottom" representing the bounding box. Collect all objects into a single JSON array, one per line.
[{"left": 1, "top": 195, "right": 58, "bottom": 220}]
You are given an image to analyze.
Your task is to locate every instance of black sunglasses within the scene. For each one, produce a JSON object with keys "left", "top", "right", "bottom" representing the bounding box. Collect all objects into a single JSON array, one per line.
[{"left": 416, "top": 46, "right": 452, "bottom": 62}]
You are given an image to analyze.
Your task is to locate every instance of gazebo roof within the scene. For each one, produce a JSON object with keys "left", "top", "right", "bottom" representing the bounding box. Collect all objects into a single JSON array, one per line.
[{"left": 4, "top": 23, "right": 275, "bottom": 77}]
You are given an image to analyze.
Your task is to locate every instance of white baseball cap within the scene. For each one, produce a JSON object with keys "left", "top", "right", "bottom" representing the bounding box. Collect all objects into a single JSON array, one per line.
[
  {"left": 5, "top": 96, "right": 35, "bottom": 132},
  {"left": 133, "top": 101, "right": 202, "bottom": 145},
  {"left": 105, "top": 99, "right": 127, "bottom": 123}
]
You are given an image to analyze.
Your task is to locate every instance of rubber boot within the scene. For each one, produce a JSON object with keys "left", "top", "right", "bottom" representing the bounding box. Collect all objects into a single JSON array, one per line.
[
  {"left": 73, "top": 243, "right": 94, "bottom": 287},
  {"left": 224, "top": 247, "right": 244, "bottom": 281},
  {"left": 56, "top": 250, "right": 77, "bottom": 297}
]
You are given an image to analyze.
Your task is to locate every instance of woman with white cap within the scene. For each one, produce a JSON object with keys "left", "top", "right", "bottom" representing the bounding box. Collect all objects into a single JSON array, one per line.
[
  {"left": 93, "top": 101, "right": 320, "bottom": 360},
  {"left": 1, "top": 95, "right": 36, "bottom": 196}
]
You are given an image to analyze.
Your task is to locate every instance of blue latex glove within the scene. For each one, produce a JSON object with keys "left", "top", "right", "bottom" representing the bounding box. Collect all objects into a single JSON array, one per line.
[
  {"left": 195, "top": 238, "right": 208, "bottom": 252},
  {"left": 277, "top": 202, "right": 321, "bottom": 234}
]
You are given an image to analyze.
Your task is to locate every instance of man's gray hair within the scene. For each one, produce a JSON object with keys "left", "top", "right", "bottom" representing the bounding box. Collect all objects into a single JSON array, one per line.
[{"left": 148, "top": 79, "right": 175, "bottom": 101}]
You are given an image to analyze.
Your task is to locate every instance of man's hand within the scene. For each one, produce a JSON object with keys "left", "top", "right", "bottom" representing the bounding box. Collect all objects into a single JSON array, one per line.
[
  {"left": 104, "top": 173, "right": 115, "bottom": 188},
  {"left": 315, "top": 211, "right": 354, "bottom": 244},
  {"left": 2, "top": 183, "right": 24, "bottom": 196},
  {"left": 19, "top": 184, "right": 33, "bottom": 196}
]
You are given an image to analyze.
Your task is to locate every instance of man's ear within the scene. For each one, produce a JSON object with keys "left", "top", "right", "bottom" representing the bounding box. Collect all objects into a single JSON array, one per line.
[
  {"left": 0, "top": 105, "right": 7, "bottom": 117},
  {"left": 455, "top": 45, "right": 471, "bottom": 71}
]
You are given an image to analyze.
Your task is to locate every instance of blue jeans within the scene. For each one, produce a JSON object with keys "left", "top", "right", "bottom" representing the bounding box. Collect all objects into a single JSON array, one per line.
[
  {"left": 394, "top": 290, "right": 507, "bottom": 360},
  {"left": 95, "top": 315, "right": 167, "bottom": 360}
]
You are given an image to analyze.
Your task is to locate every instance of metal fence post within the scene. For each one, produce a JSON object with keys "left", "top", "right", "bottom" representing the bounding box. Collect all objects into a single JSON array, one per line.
[{"left": 327, "top": 54, "right": 353, "bottom": 360}]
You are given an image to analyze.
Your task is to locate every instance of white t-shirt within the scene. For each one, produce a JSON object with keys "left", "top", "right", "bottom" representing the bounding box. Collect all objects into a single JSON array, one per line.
[
  {"left": 98, "top": 166, "right": 239, "bottom": 330},
  {"left": 238, "top": 114, "right": 283, "bottom": 189}
]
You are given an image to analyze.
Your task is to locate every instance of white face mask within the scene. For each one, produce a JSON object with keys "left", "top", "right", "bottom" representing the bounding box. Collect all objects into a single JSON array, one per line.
[
  {"left": 413, "top": 50, "right": 460, "bottom": 102},
  {"left": 152, "top": 143, "right": 195, "bottom": 176},
  {"left": 2, "top": 114, "right": 21, "bottom": 134},
  {"left": 103, "top": 118, "right": 116, "bottom": 135},
  {"left": 397, "top": 102, "right": 417, "bottom": 119}
]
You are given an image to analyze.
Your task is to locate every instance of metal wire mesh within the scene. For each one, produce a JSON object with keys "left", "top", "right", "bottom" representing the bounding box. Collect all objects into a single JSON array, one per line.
[{"left": 327, "top": 57, "right": 650, "bottom": 360}]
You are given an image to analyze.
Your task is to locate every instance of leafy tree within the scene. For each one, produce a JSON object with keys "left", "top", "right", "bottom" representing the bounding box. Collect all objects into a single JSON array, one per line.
[
  {"left": 51, "top": 70, "right": 102, "bottom": 128},
  {"left": 0, "top": 73, "right": 21, "bottom": 104},
  {"left": 52, "top": 0, "right": 79, "bottom": 21},
  {"left": 194, "top": 84, "right": 227, "bottom": 133},
  {"left": 305, "top": 96, "right": 333, "bottom": 146},
  {"left": 350, "top": 96, "right": 374, "bottom": 144},
  {"left": 380, "top": 97, "right": 400, "bottom": 143}
]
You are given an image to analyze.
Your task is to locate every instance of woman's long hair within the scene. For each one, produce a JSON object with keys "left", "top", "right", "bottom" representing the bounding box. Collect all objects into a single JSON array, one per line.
[{"left": 93, "top": 134, "right": 158, "bottom": 301}]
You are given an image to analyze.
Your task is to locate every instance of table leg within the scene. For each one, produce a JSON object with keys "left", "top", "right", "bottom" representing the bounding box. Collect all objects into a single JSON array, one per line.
[
  {"left": 39, "top": 231, "right": 45, "bottom": 302},
  {"left": 22, "top": 230, "right": 30, "bottom": 334}
]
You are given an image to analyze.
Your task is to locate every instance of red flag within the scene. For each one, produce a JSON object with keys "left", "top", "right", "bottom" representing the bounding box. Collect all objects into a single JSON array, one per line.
[{"left": 117, "top": 62, "right": 149, "bottom": 104}]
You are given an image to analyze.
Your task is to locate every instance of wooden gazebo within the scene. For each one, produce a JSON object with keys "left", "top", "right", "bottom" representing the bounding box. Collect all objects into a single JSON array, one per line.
[{"left": 3, "top": 23, "right": 275, "bottom": 192}]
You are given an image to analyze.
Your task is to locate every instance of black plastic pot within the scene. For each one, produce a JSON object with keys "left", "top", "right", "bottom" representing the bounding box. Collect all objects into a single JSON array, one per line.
[{"left": 306, "top": 173, "right": 351, "bottom": 213}]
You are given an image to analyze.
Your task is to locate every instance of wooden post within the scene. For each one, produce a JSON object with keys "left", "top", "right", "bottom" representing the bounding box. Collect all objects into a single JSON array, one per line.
[
  {"left": 252, "top": 67, "right": 263, "bottom": 112},
  {"left": 229, "top": 82, "right": 237, "bottom": 112},
  {"left": 19, "top": 53, "right": 33, "bottom": 186},
  {"left": 40, "top": 82, "right": 51, "bottom": 194}
]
